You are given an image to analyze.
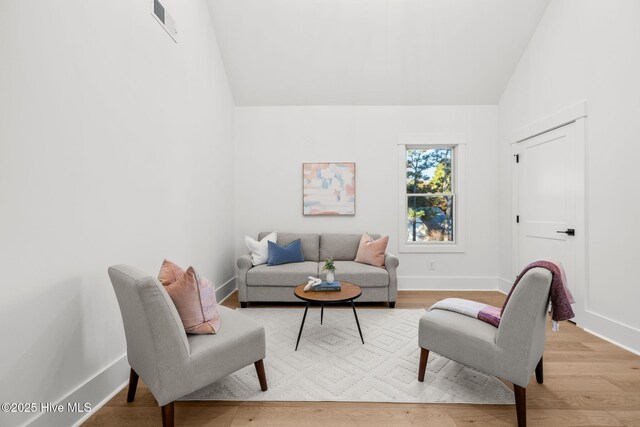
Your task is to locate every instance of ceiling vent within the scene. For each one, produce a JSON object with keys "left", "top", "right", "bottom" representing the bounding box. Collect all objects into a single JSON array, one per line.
[{"left": 151, "top": 0, "right": 177, "bottom": 43}]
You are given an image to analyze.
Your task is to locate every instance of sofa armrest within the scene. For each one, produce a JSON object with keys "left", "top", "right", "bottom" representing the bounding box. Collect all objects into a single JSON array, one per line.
[
  {"left": 237, "top": 254, "right": 253, "bottom": 270},
  {"left": 385, "top": 252, "right": 399, "bottom": 269},
  {"left": 385, "top": 252, "right": 399, "bottom": 303},
  {"left": 236, "top": 254, "right": 253, "bottom": 302}
]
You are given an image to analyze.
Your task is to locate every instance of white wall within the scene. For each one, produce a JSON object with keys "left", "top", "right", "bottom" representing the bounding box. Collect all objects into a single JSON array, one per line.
[
  {"left": 498, "top": 0, "right": 640, "bottom": 352},
  {"left": 235, "top": 106, "right": 500, "bottom": 289},
  {"left": 0, "top": 1, "right": 235, "bottom": 426}
]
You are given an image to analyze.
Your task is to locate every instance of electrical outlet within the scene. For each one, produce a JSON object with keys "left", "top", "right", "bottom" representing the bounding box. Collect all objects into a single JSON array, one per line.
[{"left": 428, "top": 260, "right": 436, "bottom": 270}]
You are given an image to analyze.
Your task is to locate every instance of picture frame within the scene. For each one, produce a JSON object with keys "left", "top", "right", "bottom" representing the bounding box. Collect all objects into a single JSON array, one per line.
[{"left": 302, "top": 162, "right": 356, "bottom": 216}]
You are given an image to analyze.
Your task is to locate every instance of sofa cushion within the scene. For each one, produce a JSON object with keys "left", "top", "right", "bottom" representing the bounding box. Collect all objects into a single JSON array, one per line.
[
  {"left": 247, "top": 261, "right": 319, "bottom": 287},
  {"left": 245, "top": 232, "right": 277, "bottom": 266},
  {"left": 259, "top": 232, "right": 320, "bottom": 262},
  {"left": 267, "top": 239, "right": 305, "bottom": 265},
  {"left": 320, "top": 233, "right": 360, "bottom": 261},
  {"left": 320, "top": 233, "right": 381, "bottom": 261},
  {"left": 355, "top": 233, "right": 389, "bottom": 267},
  {"left": 320, "top": 261, "right": 389, "bottom": 288}
]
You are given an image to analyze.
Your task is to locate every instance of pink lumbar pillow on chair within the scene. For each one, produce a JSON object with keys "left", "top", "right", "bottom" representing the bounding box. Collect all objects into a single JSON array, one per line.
[
  {"left": 158, "top": 259, "right": 186, "bottom": 286},
  {"left": 354, "top": 233, "right": 389, "bottom": 267},
  {"left": 157, "top": 260, "right": 221, "bottom": 334}
]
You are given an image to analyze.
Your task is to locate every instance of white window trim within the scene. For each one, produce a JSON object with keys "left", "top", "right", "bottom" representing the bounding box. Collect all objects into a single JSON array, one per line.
[{"left": 397, "top": 134, "right": 466, "bottom": 253}]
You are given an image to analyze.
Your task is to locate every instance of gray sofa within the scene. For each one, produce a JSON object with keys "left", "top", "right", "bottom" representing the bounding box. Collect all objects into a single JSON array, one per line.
[{"left": 237, "top": 232, "right": 399, "bottom": 307}]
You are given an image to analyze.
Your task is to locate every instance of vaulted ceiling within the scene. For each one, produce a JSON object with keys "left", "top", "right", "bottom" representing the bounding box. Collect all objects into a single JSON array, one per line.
[{"left": 206, "top": 0, "right": 550, "bottom": 106}]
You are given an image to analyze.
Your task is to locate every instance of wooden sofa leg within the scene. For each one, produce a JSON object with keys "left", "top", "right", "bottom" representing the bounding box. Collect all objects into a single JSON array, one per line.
[
  {"left": 418, "top": 348, "right": 429, "bottom": 382},
  {"left": 127, "top": 368, "right": 139, "bottom": 403},
  {"left": 535, "top": 356, "right": 544, "bottom": 384},
  {"left": 240, "top": 302, "right": 248, "bottom": 308},
  {"left": 514, "top": 384, "right": 526, "bottom": 427},
  {"left": 255, "top": 359, "right": 268, "bottom": 391},
  {"left": 161, "top": 402, "right": 174, "bottom": 427},
  {"left": 389, "top": 301, "right": 396, "bottom": 308}
]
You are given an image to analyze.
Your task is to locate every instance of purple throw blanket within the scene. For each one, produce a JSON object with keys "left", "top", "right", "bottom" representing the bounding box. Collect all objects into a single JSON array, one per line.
[
  {"left": 503, "top": 260, "right": 575, "bottom": 325},
  {"left": 429, "top": 260, "right": 575, "bottom": 331}
]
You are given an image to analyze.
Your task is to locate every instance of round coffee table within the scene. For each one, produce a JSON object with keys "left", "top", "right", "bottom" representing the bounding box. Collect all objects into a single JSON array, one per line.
[{"left": 293, "top": 282, "right": 364, "bottom": 351}]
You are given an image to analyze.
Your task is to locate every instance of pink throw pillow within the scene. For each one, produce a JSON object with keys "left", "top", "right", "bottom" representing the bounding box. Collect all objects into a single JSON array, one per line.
[
  {"left": 158, "top": 259, "right": 186, "bottom": 286},
  {"left": 162, "top": 265, "right": 221, "bottom": 334},
  {"left": 354, "top": 233, "right": 389, "bottom": 267}
]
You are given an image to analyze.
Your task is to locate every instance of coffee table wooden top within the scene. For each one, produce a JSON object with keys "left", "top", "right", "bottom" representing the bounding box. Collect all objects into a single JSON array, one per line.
[{"left": 294, "top": 282, "right": 362, "bottom": 303}]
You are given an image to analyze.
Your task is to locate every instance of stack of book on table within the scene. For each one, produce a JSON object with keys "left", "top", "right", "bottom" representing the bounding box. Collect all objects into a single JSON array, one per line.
[{"left": 313, "top": 281, "right": 342, "bottom": 292}]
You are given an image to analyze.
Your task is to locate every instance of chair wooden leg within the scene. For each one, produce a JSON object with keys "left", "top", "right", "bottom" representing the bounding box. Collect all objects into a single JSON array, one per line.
[
  {"left": 418, "top": 348, "right": 429, "bottom": 382},
  {"left": 535, "top": 356, "right": 544, "bottom": 384},
  {"left": 254, "top": 359, "right": 268, "bottom": 391},
  {"left": 127, "top": 368, "right": 139, "bottom": 403},
  {"left": 161, "top": 402, "right": 174, "bottom": 427},
  {"left": 514, "top": 384, "right": 527, "bottom": 427}
]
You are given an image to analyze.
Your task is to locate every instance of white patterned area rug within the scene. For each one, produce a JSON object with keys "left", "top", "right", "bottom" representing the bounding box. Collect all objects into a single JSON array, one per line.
[{"left": 183, "top": 308, "right": 514, "bottom": 404}]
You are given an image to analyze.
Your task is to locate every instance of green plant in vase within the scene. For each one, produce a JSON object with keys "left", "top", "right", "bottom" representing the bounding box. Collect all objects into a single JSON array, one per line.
[{"left": 323, "top": 257, "right": 336, "bottom": 283}]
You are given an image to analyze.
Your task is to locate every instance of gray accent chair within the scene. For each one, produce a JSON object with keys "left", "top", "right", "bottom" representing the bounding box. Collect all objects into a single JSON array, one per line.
[
  {"left": 237, "top": 232, "right": 399, "bottom": 307},
  {"left": 417, "top": 268, "right": 553, "bottom": 427},
  {"left": 109, "top": 265, "right": 267, "bottom": 427}
]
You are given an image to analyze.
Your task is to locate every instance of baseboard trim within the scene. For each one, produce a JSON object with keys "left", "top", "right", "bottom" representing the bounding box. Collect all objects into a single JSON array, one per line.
[
  {"left": 497, "top": 277, "right": 513, "bottom": 294},
  {"left": 583, "top": 310, "right": 640, "bottom": 356},
  {"left": 72, "top": 380, "right": 128, "bottom": 427},
  {"left": 583, "top": 327, "right": 640, "bottom": 357},
  {"left": 398, "top": 276, "right": 499, "bottom": 291},
  {"left": 490, "top": 277, "right": 640, "bottom": 355},
  {"left": 28, "top": 354, "right": 129, "bottom": 427},
  {"left": 216, "top": 276, "right": 237, "bottom": 303}
]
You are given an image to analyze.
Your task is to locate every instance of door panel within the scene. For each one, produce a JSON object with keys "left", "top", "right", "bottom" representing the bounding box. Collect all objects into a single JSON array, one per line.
[{"left": 517, "top": 123, "right": 577, "bottom": 297}]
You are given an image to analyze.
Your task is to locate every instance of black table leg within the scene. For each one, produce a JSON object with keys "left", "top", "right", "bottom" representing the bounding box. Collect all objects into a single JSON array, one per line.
[
  {"left": 320, "top": 303, "right": 324, "bottom": 325},
  {"left": 350, "top": 300, "right": 364, "bottom": 344},
  {"left": 295, "top": 302, "right": 310, "bottom": 351}
]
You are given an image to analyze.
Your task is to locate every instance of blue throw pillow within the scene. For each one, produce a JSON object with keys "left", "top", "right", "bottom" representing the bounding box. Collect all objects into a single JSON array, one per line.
[{"left": 267, "top": 239, "right": 305, "bottom": 265}]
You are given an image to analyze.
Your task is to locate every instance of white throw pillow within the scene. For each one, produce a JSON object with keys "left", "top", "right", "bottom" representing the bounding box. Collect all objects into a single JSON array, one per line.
[{"left": 245, "top": 232, "right": 277, "bottom": 266}]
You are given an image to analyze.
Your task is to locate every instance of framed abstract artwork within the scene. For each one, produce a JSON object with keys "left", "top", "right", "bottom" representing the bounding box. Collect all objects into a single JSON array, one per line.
[{"left": 303, "top": 162, "right": 356, "bottom": 215}]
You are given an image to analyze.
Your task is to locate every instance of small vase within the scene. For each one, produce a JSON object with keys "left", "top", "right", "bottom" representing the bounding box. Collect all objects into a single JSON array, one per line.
[{"left": 326, "top": 271, "right": 335, "bottom": 284}]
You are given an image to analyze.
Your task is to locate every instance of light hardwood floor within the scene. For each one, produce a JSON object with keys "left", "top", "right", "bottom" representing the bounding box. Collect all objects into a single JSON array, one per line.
[{"left": 85, "top": 291, "right": 640, "bottom": 426}]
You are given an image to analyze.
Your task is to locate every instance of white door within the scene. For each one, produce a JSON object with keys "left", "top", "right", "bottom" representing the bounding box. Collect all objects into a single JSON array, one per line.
[{"left": 516, "top": 123, "right": 579, "bottom": 318}]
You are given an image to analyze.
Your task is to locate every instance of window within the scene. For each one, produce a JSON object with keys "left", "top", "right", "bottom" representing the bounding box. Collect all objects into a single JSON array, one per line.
[
  {"left": 406, "top": 147, "right": 454, "bottom": 242},
  {"left": 398, "top": 135, "right": 466, "bottom": 253}
]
